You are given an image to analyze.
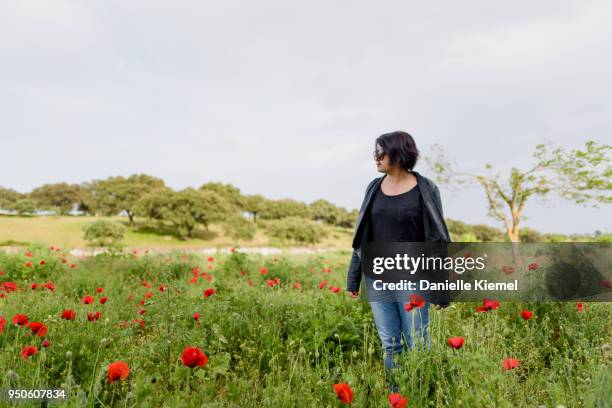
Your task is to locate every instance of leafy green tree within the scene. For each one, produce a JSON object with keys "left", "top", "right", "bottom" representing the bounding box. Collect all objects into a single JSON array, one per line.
[
  {"left": 264, "top": 216, "right": 327, "bottom": 244},
  {"left": 88, "top": 174, "right": 165, "bottom": 224},
  {"left": 82, "top": 219, "right": 126, "bottom": 246},
  {"left": 259, "top": 199, "right": 311, "bottom": 220},
  {"left": 309, "top": 199, "right": 342, "bottom": 225},
  {"left": 136, "top": 188, "right": 232, "bottom": 239},
  {"left": 12, "top": 199, "right": 37, "bottom": 215},
  {"left": 242, "top": 194, "right": 267, "bottom": 222},
  {"left": 29, "top": 183, "right": 83, "bottom": 215},
  {"left": 199, "top": 182, "right": 244, "bottom": 209},
  {"left": 427, "top": 140, "right": 611, "bottom": 242},
  {"left": 0, "top": 187, "right": 23, "bottom": 210}
]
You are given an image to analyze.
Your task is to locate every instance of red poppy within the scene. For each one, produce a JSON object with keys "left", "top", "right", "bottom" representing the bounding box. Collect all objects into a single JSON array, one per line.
[
  {"left": 193, "top": 312, "right": 200, "bottom": 321},
  {"left": 482, "top": 299, "right": 500, "bottom": 310},
  {"left": 203, "top": 288, "right": 216, "bottom": 298},
  {"left": 181, "top": 346, "right": 209, "bottom": 368},
  {"left": 158, "top": 284, "right": 167, "bottom": 292},
  {"left": 70, "top": 264, "right": 77, "bottom": 269},
  {"left": 409, "top": 294, "right": 425, "bottom": 308},
  {"left": 82, "top": 295, "right": 94, "bottom": 304},
  {"left": 43, "top": 282, "right": 55, "bottom": 291},
  {"left": 145, "top": 291, "right": 153, "bottom": 299},
  {"left": 247, "top": 280, "right": 252, "bottom": 286},
  {"left": 448, "top": 337, "right": 465, "bottom": 349},
  {"left": 0, "top": 316, "right": 6, "bottom": 334},
  {"left": 293, "top": 282, "right": 302, "bottom": 289},
  {"left": 87, "top": 311, "right": 101, "bottom": 321},
  {"left": 20, "top": 345, "right": 38, "bottom": 360},
  {"left": 24, "top": 251, "right": 33, "bottom": 257},
  {"left": 61, "top": 310, "right": 76, "bottom": 320},
  {"left": 332, "top": 383, "right": 354, "bottom": 404},
  {"left": 576, "top": 302, "right": 584, "bottom": 312},
  {"left": 502, "top": 265, "right": 515, "bottom": 274},
  {"left": 528, "top": 262, "right": 540, "bottom": 271},
  {"left": 28, "top": 322, "right": 48, "bottom": 337},
  {"left": 319, "top": 281, "right": 329, "bottom": 289},
  {"left": 503, "top": 358, "right": 520, "bottom": 371},
  {"left": 96, "top": 287, "right": 104, "bottom": 293},
  {"left": 42, "top": 339, "right": 50, "bottom": 348},
  {"left": 1, "top": 282, "right": 19, "bottom": 292},
  {"left": 12, "top": 314, "right": 29, "bottom": 326},
  {"left": 475, "top": 306, "right": 489, "bottom": 313},
  {"left": 207, "top": 256, "right": 214, "bottom": 262},
  {"left": 139, "top": 309, "right": 146, "bottom": 315},
  {"left": 521, "top": 310, "right": 533, "bottom": 320},
  {"left": 329, "top": 286, "right": 341, "bottom": 293},
  {"left": 100, "top": 297, "right": 108, "bottom": 304},
  {"left": 260, "top": 266, "right": 268, "bottom": 275},
  {"left": 388, "top": 392, "right": 409, "bottom": 408},
  {"left": 30, "top": 283, "right": 39, "bottom": 290},
  {"left": 39, "top": 260, "right": 46, "bottom": 265},
  {"left": 25, "top": 261, "right": 33, "bottom": 268},
  {"left": 107, "top": 361, "right": 130, "bottom": 383}
]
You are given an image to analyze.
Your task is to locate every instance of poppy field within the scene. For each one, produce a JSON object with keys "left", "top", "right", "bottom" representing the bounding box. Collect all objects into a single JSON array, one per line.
[{"left": 0, "top": 245, "right": 610, "bottom": 407}]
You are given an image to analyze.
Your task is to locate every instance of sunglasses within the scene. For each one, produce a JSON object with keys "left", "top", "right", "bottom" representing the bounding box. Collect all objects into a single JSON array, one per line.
[{"left": 373, "top": 148, "right": 386, "bottom": 161}]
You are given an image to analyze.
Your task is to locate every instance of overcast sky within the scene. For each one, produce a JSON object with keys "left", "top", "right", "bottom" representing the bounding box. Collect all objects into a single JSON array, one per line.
[{"left": 1, "top": 1, "right": 610, "bottom": 235}]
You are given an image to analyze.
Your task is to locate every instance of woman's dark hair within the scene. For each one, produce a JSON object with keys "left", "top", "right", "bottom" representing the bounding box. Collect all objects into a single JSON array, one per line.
[{"left": 375, "top": 131, "right": 420, "bottom": 171}]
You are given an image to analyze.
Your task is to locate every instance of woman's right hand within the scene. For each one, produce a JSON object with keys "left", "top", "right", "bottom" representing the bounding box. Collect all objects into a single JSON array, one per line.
[{"left": 349, "top": 291, "right": 360, "bottom": 298}]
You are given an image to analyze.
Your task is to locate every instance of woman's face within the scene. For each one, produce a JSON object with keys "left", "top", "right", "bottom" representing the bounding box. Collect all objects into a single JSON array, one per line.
[{"left": 374, "top": 144, "right": 391, "bottom": 173}]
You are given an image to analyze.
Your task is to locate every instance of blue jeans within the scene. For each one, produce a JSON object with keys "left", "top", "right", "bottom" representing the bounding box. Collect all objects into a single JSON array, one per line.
[{"left": 368, "top": 285, "right": 430, "bottom": 390}]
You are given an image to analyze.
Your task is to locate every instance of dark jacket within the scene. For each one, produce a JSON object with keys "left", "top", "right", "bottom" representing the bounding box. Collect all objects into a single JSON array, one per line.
[{"left": 346, "top": 170, "right": 452, "bottom": 293}]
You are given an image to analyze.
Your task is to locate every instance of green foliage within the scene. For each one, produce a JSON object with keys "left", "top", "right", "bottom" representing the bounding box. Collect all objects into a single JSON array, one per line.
[
  {"left": 199, "top": 182, "right": 244, "bottom": 209},
  {"left": 82, "top": 220, "right": 126, "bottom": 247},
  {"left": 259, "top": 199, "right": 312, "bottom": 220},
  {"left": 222, "top": 215, "right": 256, "bottom": 241},
  {"left": 29, "top": 182, "right": 83, "bottom": 215},
  {"left": 12, "top": 199, "right": 37, "bottom": 215},
  {"left": 136, "top": 188, "right": 233, "bottom": 239},
  {"left": 0, "top": 186, "right": 22, "bottom": 210},
  {"left": 263, "top": 216, "right": 327, "bottom": 244},
  {"left": 86, "top": 174, "right": 166, "bottom": 223},
  {"left": 242, "top": 194, "right": 267, "bottom": 222}
]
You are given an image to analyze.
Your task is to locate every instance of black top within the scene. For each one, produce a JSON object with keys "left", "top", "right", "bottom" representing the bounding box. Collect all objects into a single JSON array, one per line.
[{"left": 367, "top": 184, "right": 426, "bottom": 242}]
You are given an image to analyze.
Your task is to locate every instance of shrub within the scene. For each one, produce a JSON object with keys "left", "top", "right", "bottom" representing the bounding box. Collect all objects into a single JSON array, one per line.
[
  {"left": 263, "top": 216, "right": 327, "bottom": 245},
  {"left": 82, "top": 220, "right": 126, "bottom": 247}
]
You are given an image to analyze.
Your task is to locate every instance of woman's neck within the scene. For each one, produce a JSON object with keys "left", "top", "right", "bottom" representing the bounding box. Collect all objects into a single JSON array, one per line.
[{"left": 384, "top": 168, "right": 412, "bottom": 184}]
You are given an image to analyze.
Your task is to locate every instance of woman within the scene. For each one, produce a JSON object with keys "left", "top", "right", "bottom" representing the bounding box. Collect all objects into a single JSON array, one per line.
[{"left": 345, "top": 130, "right": 452, "bottom": 392}]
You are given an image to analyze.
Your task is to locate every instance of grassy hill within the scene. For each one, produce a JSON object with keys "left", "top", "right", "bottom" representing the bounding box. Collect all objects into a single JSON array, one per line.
[{"left": 0, "top": 215, "right": 354, "bottom": 250}]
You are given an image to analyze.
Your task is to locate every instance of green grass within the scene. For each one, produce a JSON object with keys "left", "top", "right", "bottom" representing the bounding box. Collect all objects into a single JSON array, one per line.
[
  {"left": 0, "top": 215, "right": 353, "bottom": 250},
  {"left": 0, "top": 248, "right": 610, "bottom": 407}
]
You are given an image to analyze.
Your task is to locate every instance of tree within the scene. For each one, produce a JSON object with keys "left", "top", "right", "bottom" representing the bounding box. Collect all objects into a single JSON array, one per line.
[
  {"left": 242, "top": 194, "right": 267, "bottom": 222},
  {"left": 12, "top": 199, "right": 37, "bottom": 215},
  {"left": 264, "top": 216, "right": 327, "bottom": 245},
  {"left": 199, "top": 182, "right": 245, "bottom": 209},
  {"left": 309, "top": 199, "right": 342, "bottom": 225},
  {"left": 29, "top": 183, "right": 83, "bottom": 215},
  {"left": 259, "top": 199, "right": 311, "bottom": 220},
  {"left": 82, "top": 220, "right": 126, "bottom": 247},
  {"left": 0, "top": 187, "right": 22, "bottom": 210},
  {"left": 427, "top": 140, "right": 611, "bottom": 242},
  {"left": 427, "top": 140, "right": 611, "bottom": 267},
  {"left": 135, "top": 188, "right": 233, "bottom": 239},
  {"left": 87, "top": 174, "right": 165, "bottom": 224}
]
